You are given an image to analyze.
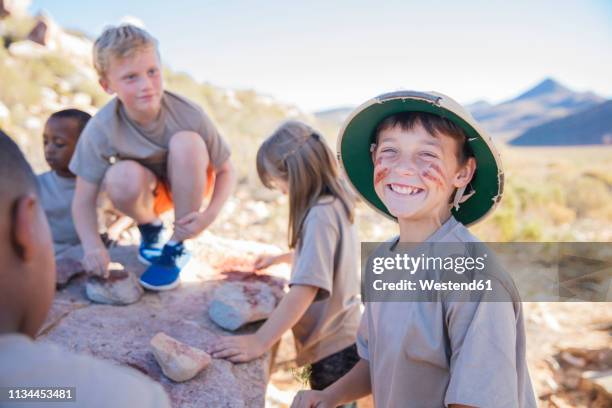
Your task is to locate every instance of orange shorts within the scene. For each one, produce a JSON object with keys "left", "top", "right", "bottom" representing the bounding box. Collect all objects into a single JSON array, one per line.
[{"left": 153, "top": 164, "right": 215, "bottom": 216}]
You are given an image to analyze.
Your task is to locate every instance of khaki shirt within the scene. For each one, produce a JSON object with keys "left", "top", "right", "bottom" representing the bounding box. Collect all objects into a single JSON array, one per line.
[
  {"left": 290, "top": 197, "right": 362, "bottom": 366},
  {"left": 37, "top": 171, "right": 79, "bottom": 255},
  {"left": 69, "top": 90, "right": 230, "bottom": 184},
  {"left": 0, "top": 334, "right": 171, "bottom": 408},
  {"left": 357, "top": 216, "right": 537, "bottom": 408}
]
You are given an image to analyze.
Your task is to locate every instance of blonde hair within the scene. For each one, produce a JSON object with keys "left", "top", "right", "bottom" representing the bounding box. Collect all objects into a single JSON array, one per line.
[
  {"left": 257, "top": 121, "right": 355, "bottom": 249},
  {"left": 93, "top": 24, "right": 159, "bottom": 77}
]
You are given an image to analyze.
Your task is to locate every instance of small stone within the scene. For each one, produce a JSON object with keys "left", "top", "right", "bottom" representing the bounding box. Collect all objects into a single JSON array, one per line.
[
  {"left": 150, "top": 332, "right": 211, "bottom": 382},
  {"left": 208, "top": 281, "right": 278, "bottom": 331},
  {"left": 85, "top": 266, "right": 143, "bottom": 305},
  {"left": 55, "top": 257, "right": 85, "bottom": 288}
]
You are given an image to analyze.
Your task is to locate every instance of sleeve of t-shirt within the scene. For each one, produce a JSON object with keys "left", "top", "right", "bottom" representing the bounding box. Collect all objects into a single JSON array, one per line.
[
  {"left": 356, "top": 307, "right": 369, "bottom": 361},
  {"left": 443, "top": 282, "right": 519, "bottom": 408},
  {"left": 289, "top": 207, "right": 337, "bottom": 301},
  {"left": 198, "top": 110, "right": 231, "bottom": 169},
  {"left": 68, "top": 120, "right": 112, "bottom": 185}
]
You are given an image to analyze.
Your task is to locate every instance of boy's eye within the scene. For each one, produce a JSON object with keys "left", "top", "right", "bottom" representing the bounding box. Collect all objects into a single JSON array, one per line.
[
  {"left": 148, "top": 68, "right": 158, "bottom": 76},
  {"left": 380, "top": 147, "right": 397, "bottom": 155},
  {"left": 420, "top": 151, "right": 438, "bottom": 159}
]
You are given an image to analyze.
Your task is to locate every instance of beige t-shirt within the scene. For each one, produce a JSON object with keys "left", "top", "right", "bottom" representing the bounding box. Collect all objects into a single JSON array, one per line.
[
  {"left": 290, "top": 196, "right": 362, "bottom": 366},
  {"left": 69, "top": 90, "right": 231, "bottom": 184},
  {"left": 0, "top": 334, "right": 170, "bottom": 408},
  {"left": 37, "top": 171, "right": 79, "bottom": 256},
  {"left": 357, "top": 216, "right": 537, "bottom": 408}
]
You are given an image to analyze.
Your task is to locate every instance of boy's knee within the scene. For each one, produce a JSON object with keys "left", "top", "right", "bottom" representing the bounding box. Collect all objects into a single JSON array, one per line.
[
  {"left": 103, "top": 160, "right": 151, "bottom": 204},
  {"left": 169, "top": 131, "right": 208, "bottom": 158}
]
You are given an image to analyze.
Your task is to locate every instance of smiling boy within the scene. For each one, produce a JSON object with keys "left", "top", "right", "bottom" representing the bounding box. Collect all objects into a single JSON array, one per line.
[
  {"left": 70, "top": 25, "right": 236, "bottom": 290},
  {"left": 292, "top": 91, "right": 536, "bottom": 408},
  {"left": 37, "top": 109, "right": 91, "bottom": 256}
]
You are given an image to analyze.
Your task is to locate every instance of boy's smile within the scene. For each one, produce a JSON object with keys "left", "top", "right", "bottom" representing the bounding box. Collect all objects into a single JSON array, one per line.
[
  {"left": 100, "top": 46, "right": 163, "bottom": 125},
  {"left": 372, "top": 123, "right": 463, "bottom": 221}
]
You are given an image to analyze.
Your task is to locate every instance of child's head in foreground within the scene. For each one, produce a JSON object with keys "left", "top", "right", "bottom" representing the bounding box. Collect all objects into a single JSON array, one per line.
[
  {"left": 93, "top": 24, "right": 162, "bottom": 119},
  {"left": 43, "top": 109, "right": 91, "bottom": 177},
  {"left": 338, "top": 91, "right": 503, "bottom": 228},
  {"left": 0, "top": 130, "right": 55, "bottom": 337},
  {"left": 370, "top": 111, "right": 476, "bottom": 223},
  {"left": 256, "top": 120, "right": 354, "bottom": 248}
]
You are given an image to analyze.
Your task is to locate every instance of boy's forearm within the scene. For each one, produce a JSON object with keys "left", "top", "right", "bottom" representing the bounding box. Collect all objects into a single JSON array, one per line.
[
  {"left": 256, "top": 285, "right": 317, "bottom": 350},
  {"left": 202, "top": 161, "right": 236, "bottom": 220},
  {"left": 72, "top": 182, "right": 103, "bottom": 249},
  {"left": 322, "top": 359, "right": 372, "bottom": 405}
]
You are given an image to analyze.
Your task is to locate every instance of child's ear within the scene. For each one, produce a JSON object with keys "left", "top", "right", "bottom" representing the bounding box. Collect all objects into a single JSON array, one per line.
[
  {"left": 98, "top": 76, "right": 113, "bottom": 95},
  {"left": 11, "top": 195, "right": 42, "bottom": 262},
  {"left": 453, "top": 157, "right": 476, "bottom": 188}
]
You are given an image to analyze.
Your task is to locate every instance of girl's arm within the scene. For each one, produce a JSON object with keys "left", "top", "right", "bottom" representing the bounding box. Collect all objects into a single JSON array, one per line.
[
  {"left": 254, "top": 251, "right": 294, "bottom": 270},
  {"left": 209, "top": 284, "right": 318, "bottom": 362}
]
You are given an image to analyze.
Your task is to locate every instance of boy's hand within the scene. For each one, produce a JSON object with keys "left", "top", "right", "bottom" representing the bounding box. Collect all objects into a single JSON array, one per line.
[
  {"left": 208, "top": 334, "right": 267, "bottom": 363},
  {"left": 174, "top": 211, "right": 212, "bottom": 241},
  {"left": 291, "top": 390, "right": 337, "bottom": 408},
  {"left": 82, "top": 246, "right": 110, "bottom": 278}
]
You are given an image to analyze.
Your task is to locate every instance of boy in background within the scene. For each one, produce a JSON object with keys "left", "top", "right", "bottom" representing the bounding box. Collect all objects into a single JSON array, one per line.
[
  {"left": 38, "top": 109, "right": 91, "bottom": 256},
  {"left": 70, "top": 25, "right": 236, "bottom": 290}
]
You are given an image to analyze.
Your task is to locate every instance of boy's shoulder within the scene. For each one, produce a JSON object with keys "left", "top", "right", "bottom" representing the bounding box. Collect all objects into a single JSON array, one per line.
[{"left": 0, "top": 334, "right": 170, "bottom": 407}]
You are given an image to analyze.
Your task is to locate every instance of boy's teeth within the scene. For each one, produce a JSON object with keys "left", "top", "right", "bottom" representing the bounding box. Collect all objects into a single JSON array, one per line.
[{"left": 390, "top": 184, "right": 421, "bottom": 195}]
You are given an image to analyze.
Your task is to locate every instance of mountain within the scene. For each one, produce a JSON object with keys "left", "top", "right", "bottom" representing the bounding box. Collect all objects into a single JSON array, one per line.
[
  {"left": 509, "top": 100, "right": 612, "bottom": 146},
  {"left": 471, "top": 78, "right": 605, "bottom": 141},
  {"left": 314, "top": 106, "right": 354, "bottom": 127}
]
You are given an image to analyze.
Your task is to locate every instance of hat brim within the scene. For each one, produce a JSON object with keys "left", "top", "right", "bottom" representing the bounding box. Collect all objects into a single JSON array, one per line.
[{"left": 337, "top": 91, "right": 504, "bottom": 226}]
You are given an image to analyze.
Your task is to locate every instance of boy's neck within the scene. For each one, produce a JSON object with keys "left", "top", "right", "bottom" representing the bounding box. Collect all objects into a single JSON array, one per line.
[
  {"left": 123, "top": 103, "right": 162, "bottom": 127},
  {"left": 397, "top": 212, "right": 452, "bottom": 243}
]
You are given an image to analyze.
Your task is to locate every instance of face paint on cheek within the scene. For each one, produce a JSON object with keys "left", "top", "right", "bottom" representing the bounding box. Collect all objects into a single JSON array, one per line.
[
  {"left": 421, "top": 163, "right": 445, "bottom": 189},
  {"left": 374, "top": 166, "right": 390, "bottom": 186}
]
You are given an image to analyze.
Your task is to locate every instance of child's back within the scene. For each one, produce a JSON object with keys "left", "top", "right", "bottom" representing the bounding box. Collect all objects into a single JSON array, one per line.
[{"left": 0, "top": 130, "right": 170, "bottom": 408}]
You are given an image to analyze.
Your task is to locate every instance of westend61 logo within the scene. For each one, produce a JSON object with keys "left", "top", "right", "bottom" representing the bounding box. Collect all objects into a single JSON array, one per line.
[{"left": 361, "top": 242, "right": 612, "bottom": 302}]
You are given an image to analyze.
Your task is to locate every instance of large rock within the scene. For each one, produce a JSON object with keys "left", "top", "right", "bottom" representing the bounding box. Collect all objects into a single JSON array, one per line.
[
  {"left": 151, "top": 332, "right": 211, "bottom": 382},
  {"left": 39, "top": 234, "right": 289, "bottom": 407},
  {"left": 208, "top": 281, "right": 279, "bottom": 331},
  {"left": 85, "top": 266, "right": 143, "bottom": 305}
]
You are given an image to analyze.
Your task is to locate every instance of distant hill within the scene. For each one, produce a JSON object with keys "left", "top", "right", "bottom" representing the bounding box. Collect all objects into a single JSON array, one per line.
[
  {"left": 509, "top": 100, "right": 612, "bottom": 146},
  {"left": 314, "top": 106, "right": 353, "bottom": 127},
  {"left": 472, "top": 78, "right": 605, "bottom": 141}
]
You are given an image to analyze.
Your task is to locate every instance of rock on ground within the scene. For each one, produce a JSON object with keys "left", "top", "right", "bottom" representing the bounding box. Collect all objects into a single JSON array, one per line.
[
  {"left": 208, "top": 281, "right": 279, "bottom": 331},
  {"left": 151, "top": 332, "right": 211, "bottom": 382},
  {"left": 85, "top": 267, "right": 143, "bottom": 306}
]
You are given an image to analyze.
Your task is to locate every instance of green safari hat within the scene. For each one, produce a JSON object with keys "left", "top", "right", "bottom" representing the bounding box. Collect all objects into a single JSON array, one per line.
[{"left": 337, "top": 90, "right": 504, "bottom": 226}]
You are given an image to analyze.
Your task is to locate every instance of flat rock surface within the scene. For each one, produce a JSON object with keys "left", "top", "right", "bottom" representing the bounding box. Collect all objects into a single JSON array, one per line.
[{"left": 38, "top": 232, "right": 289, "bottom": 408}]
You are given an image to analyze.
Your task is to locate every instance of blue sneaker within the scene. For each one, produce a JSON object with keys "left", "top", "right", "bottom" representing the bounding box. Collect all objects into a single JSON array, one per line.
[
  {"left": 139, "top": 242, "right": 191, "bottom": 291},
  {"left": 137, "top": 222, "right": 165, "bottom": 265}
]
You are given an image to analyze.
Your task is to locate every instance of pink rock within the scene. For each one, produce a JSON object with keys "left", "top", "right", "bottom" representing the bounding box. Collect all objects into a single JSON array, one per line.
[
  {"left": 208, "top": 281, "right": 278, "bottom": 331},
  {"left": 151, "top": 332, "right": 211, "bottom": 382}
]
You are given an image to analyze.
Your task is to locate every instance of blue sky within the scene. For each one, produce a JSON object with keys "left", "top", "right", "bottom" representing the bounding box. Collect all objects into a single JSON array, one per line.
[{"left": 29, "top": 0, "right": 612, "bottom": 111}]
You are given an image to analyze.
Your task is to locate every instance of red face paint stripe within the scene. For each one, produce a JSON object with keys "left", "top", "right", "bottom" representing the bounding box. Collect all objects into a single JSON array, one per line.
[
  {"left": 421, "top": 169, "right": 443, "bottom": 188},
  {"left": 374, "top": 167, "right": 390, "bottom": 185}
]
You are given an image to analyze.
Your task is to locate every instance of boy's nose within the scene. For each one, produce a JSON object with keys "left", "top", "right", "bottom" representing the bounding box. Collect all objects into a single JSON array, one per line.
[{"left": 393, "top": 158, "right": 418, "bottom": 176}]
